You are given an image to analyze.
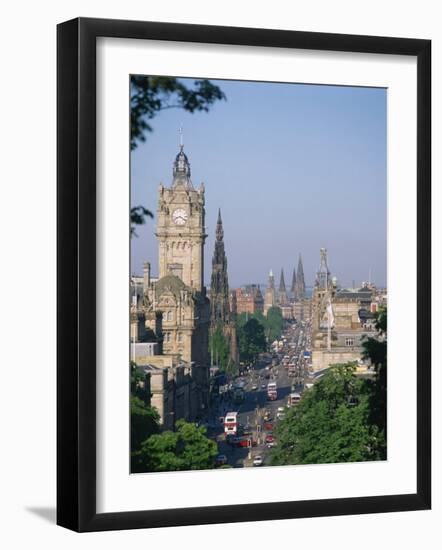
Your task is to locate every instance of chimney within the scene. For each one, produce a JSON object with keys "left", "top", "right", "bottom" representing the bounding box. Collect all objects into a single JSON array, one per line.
[{"left": 143, "top": 261, "right": 151, "bottom": 293}]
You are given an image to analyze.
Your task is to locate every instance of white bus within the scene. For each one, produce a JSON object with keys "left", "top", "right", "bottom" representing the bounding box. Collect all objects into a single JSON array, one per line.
[
  {"left": 288, "top": 392, "right": 301, "bottom": 407},
  {"left": 224, "top": 412, "right": 238, "bottom": 436}
]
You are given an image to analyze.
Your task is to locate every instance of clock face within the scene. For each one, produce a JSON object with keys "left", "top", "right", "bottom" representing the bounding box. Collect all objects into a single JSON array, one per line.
[{"left": 172, "top": 208, "right": 188, "bottom": 226}]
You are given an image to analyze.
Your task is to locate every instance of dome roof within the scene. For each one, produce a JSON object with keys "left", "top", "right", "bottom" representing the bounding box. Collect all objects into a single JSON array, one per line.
[
  {"left": 173, "top": 145, "right": 191, "bottom": 180},
  {"left": 155, "top": 274, "right": 187, "bottom": 297}
]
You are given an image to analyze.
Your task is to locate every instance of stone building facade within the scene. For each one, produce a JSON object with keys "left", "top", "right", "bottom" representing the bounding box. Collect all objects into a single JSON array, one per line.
[
  {"left": 310, "top": 248, "right": 377, "bottom": 373},
  {"left": 132, "top": 144, "right": 211, "bottom": 425},
  {"left": 235, "top": 285, "right": 264, "bottom": 315},
  {"left": 263, "top": 269, "right": 276, "bottom": 315}
]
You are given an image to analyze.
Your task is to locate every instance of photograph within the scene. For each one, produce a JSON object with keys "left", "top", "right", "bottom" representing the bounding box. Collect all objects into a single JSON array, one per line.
[{"left": 129, "top": 75, "right": 388, "bottom": 474}]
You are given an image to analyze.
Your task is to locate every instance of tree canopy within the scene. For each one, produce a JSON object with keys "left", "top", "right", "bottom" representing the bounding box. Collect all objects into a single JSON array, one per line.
[
  {"left": 236, "top": 308, "right": 283, "bottom": 363},
  {"left": 130, "top": 362, "right": 161, "bottom": 471},
  {"left": 237, "top": 317, "right": 267, "bottom": 363},
  {"left": 129, "top": 76, "right": 226, "bottom": 235},
  {"left": 133, "top": 420, "right": 218, "bottom": 473},
  {"left": 271, "top": 310, "right": 387, "bottom": 466},
  {"left": 271, "top": 364, "right": 385, "bottom": 465},
  {"left": 362, "top": 308, "right": 387, "bottom": 436},
  {"left": 265, "top": 306, "right": 284, "bottom": 342},
  {"left": 130, "top": 76, "right": 226, "bottom": 150},
  {"left": 210, "top": 323, "right": 235, "bottom": 375}
]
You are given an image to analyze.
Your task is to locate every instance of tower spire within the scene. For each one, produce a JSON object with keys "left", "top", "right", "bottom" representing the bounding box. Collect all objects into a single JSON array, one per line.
[
  {"left": 172, "top": 134, "right": 193, "bottom": 189},
  {"left": 296, "top": 254, "right": 306, "bottom": 301},
  {"left": 291, "top": 263, "right": 297, "bottom": 299},
  {"left": 216, "top": 208, "right": 224, "bottom": 241},
  {"left": 278, "top": 268, "right": 288, "bottom": 305},
  {"left": 316, "top": 248, "right": 330, "bottom": 289}
]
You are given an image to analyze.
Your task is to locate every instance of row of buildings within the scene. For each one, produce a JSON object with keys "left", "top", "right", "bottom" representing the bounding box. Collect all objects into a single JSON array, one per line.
[
  {"left": 130, "top": 144, "right": 239, "bottom": 429},
  {"left": 130, "top": 142, "right": 386, "bottom": 431},
  {"left": 310, "top": 248, "right": 387, "bottom": 374},
  {"left": 234, "top": 258, "right": 311, "bottom": 322}
]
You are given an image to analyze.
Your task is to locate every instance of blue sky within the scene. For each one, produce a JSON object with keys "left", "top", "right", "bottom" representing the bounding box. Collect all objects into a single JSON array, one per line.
[{"left": 131, "top": 78, "right": 386, "bottom": 289}]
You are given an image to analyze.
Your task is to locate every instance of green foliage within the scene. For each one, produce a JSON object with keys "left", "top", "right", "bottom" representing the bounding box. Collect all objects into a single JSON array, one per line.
[
  {"left": 130, "top": 395, "right": 160, "bottom": 455},
  {"left": 362, "top": 308, "right": 387, "bottom": 437},
  {"left": 236, "top": 308, "right": 283, "bottom": 363},
  {"left": 129, "top": 77, "right": 225, "bottom": 236},
  {"left": 130, "top": 205, "right": 153, "bottom": 237},
  {"left": 237, "top": 317, "right": 267, "bottom": 363},
  {"left": 271, "top": 364, "right": 386, "bottom": 466},
  {"left": 130, "top": 362, "right": 161, "bottom": 471},
  {"left": 130, "top": 362, "right": 149, "bottom": 402},
  {"left": 265, "top": 306, "right": 284, "bottom": 342},
  {"left": 130, "top": 76, "right": 226, "bottom": 150},
  {"left": 133, "top": 420, "right": 218, "bottom": 473},
  {"left": 210, "top": 324, "right": 231, "bottom": 372}
]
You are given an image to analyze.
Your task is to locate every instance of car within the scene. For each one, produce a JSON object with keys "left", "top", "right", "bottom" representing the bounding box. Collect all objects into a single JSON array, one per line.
[
  {"left": 265, "top": 434, "right": 274, "bottom": 444},
  {"left": 251, "top": 385, "right": 258, "bottom": 391},
  {"left": 215, "top": 454, "right": 228, "bottom": 466},
  {"left": 264, "top": 422, "right": 273, "bottom": 431},
  {"left": 253, "top": 456, "right": 264, "bottom": 467},
  {"left": 277, "top": 412, "right": 285, "bottom": 420},
  {"left": 261, "top": 383, "right": 266, "bottom": 389},
  {"left": 277, "top": 406, "right": 285, "bottom": 413}
]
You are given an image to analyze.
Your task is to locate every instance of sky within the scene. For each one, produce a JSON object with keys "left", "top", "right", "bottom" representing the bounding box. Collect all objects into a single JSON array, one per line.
[{"left": 130, "top": 78, "right": 387, "bottom": 289}]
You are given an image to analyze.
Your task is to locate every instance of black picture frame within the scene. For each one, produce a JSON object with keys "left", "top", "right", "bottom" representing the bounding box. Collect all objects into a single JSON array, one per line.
[{"left": 57, "top": 17, "right": 431, "bottom": 532}]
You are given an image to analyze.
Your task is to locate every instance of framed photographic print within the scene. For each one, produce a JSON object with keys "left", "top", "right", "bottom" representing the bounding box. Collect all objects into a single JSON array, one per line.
[{"left": 57, "top": 18, "right": 431, "bottom": 532}]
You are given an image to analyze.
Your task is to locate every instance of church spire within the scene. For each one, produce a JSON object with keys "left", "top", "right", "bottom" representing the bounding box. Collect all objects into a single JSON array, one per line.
[
  {"left": 278, "top": 268, "right": 288, "bottom": 305},
  {"left": 291, "top": 264, "right": 297, "bottom": 298},
  {"left": 296, "top": 254, "right": 306, "bottom": 301}
]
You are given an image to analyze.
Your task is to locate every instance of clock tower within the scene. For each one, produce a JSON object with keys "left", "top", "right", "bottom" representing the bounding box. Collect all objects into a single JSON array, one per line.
[{"left": 156, "top": 144, "right": 207, "bottom": 292}]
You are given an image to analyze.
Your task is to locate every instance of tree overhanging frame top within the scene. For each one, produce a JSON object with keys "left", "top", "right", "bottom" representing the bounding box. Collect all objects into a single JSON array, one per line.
[{"left": 57, "top": 17, "right": 431, "bottom": 532}]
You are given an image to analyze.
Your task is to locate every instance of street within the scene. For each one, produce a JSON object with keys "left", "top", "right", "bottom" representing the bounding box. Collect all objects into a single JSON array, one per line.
[{"left": 206, "top": 319, "right": 312, "bottom": 468}]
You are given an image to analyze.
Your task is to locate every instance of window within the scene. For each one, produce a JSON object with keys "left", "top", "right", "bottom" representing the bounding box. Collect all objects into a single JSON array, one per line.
[
  {"left": 167, "top": 310, "right": 173, "bottom": 321},
  {"left": 345, "top": 338, "right": 354, "bottom": 347},
  {"left": 177, "top": 332, "right": 183, "bottom": 343}
]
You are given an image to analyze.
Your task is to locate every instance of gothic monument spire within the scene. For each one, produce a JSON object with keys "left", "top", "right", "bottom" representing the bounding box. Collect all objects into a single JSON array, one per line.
[{"left": 210, "top": 209, "right": 230, "bottom": 326}]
